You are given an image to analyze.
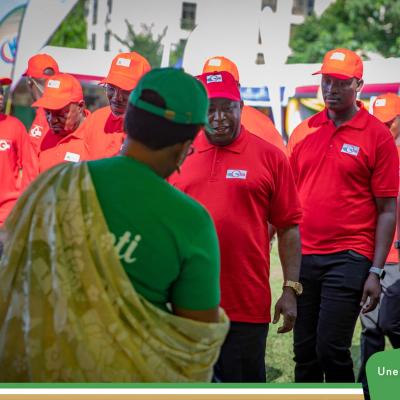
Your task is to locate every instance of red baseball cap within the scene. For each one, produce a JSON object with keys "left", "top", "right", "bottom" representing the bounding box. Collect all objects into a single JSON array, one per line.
[
  {"left": 0, "top": 77, "right": 11, "bottom": 85},
  {"left": 24, "top": 54, "right": 60, "bottom": 79},
  {"left": 100, "top": 52, "right": 151, "bottom": 91},
  {"left": 32, "top": 73, "right": 83, "bottom": 110},
  {"left": 313, "top": 48, "right": 363, "bottom": 80},
  {"left": 373, "top": 93, "right": 400, "bottom": 123},
  {"left": 202, "top": 56, "right": 240, "bottom": 82},
  {"left": 197, "top": 71, "right": 241, "bottom": 101}
]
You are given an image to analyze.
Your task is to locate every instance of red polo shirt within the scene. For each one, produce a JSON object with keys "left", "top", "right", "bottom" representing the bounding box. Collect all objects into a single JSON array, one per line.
[
  {"left": 28, "top": 107, "right": 49, "bottom": 155},
  {"left": 82, "top": 106, "right": 126, "bottom": 160},
  {"left": 287, "top": 114, "right": 319, "bottom": 156},
  {"left": 170, "top": 127, "right": 302, "bottom": 323},
  {"left": 289, "top": 105, "right": 399, "bottom": 260},
  {"left": 386, "top": 145, "right": 400, "bottom": 264},
  {"left": 38, "top": 110, "right": 91, "bottom": 173},
  {"left": 241, "top": 105, "right": 287, "bottom": 154},
  {"left": 0, "top": 114, "right": 37, "bottom": 225}
]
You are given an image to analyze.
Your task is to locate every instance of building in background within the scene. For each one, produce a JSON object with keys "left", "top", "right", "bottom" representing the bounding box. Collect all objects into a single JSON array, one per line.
[{"left": 86, "top": 0, "right": 334, "bottom": 61}]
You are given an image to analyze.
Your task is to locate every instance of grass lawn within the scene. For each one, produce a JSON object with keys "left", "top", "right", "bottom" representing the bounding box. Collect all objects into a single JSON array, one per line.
[{"left": 266, "top": 242, "right": 363, "bottom": 383}]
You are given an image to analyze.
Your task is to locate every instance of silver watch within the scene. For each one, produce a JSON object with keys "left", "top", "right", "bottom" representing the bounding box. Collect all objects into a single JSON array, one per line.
[{"left": 369, "top": 266, "right": 385, "bottom": 279}]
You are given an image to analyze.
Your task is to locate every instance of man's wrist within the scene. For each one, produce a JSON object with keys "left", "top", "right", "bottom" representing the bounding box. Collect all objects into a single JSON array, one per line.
[
  {"left": 283, "top": 280, "right": 303, "bottom": 296},
  {"left": 369, "top": 266, "right": 385, "bottom": 279},
  {"left": 283, "top": 286, "right": 297, "bottom": 296}
]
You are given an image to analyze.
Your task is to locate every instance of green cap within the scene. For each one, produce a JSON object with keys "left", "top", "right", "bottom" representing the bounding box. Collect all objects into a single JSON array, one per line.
[{"left": 129, "top": 67, "right": 209, "bottom": 125}]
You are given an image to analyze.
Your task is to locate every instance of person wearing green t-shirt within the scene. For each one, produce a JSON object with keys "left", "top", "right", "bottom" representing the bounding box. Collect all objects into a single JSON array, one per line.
[
  {"left": 88, "top": 69, "right": 221, "bottom": 322},
  {"left": 0, "top": 68, "right": 228, "bottom": 382}
]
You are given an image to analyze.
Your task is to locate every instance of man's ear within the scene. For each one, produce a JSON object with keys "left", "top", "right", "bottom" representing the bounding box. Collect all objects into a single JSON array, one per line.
[
  {"left": 355, "top": 79, "right": 364, "bottom": 93},
  {"left": 77, "top": 99, "right": 86, "bottom": 113},
  {"left": 176, "top": 139, "right": 192, "bottom": 167}
]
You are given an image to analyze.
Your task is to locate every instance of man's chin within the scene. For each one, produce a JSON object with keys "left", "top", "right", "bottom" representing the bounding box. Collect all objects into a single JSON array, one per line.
[
  {"left": 110, "top": 106, "right": 125, "bottom": 117},
  {"left": 206, "top": 134, "right": 232, "bottom": 146}
]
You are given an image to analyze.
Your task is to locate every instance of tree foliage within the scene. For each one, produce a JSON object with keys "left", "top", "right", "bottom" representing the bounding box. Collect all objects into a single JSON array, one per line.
[
  {"left": 114, "top": 21, "right": 167, "bottom": 67},
  {"left": 289, "top": 0, "right": 400, "bottom": 63},
  {"left": 48, "top": 0, "right": 87, "bottom": 49}
]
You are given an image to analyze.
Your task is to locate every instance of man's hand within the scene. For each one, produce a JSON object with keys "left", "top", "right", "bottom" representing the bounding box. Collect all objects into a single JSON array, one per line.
[
  {"left": 360, "top": 274, "right": 381, "bottom": 314},
  {"left": 273, "top": 288, "right": 297, "bottom": 333}
]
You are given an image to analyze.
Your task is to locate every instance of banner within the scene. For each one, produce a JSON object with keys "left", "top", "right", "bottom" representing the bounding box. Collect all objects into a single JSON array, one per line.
[
  {"left": 0, "top": 0, "right": 28, "bottom": 79},
  {"left": 11, "top": 0, "right": 78, "bottom": 89}
]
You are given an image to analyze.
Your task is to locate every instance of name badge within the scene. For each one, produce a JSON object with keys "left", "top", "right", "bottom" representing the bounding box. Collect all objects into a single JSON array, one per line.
[
  {"left": 341, "top": 143, "right": 360, "bottom": 157},
  {"left": 226, "top": 169, "right": 247, "bottom": 179},
  {"left": 64, "top": 152, "right": 81, "bottom": 162}
]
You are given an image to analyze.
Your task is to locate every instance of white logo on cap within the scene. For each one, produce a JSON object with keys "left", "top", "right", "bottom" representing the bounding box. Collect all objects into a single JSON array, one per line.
[
  {"left": 375, "top": 99, "right": 387, "bottom": 107},
  {"left": 64, "top": 152, "right": 81, "bottom": 162},
  {"left": 47, "top": 79, "right": 61, "bottom": 89},
  {"left": 206, "top": 74, "right": 223, "bottom": 84},
  {"left": 330, "top": 52, "right": 346, "bottom": 61},
  {"left": 116, "top": 58, "right": 131, "bottom": 67},
  {"left": 208, "top": 58, "right": 222, "bottom": 67},
  {"left": 341, "top": 143, "right": 360, "bottom": 157}
]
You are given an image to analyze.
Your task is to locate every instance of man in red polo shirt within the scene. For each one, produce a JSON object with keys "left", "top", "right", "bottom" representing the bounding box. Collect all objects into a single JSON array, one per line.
[
  {"left": 202, "top": 56, "right": 287, "bottom": 154},
  {"left": 82, "top": 52, "right": 150, "bottom": 159},
  {"left": 358, "top": 93, "right": 400, "bottom": 399},
  {"left": 0, "top": 78, "right": 36, "bottom": 225},
  {"left": 289, "top": 48, "right": 399, "bottom": 383},
  {"left": 171, "top": 71, "right": 302, "bottom": 382},
  {"left": 24, "top": 54, "right": 60, "bottom": 154},
  {"left": 32, "top": 73, "right": 90, "bottom": 173}
]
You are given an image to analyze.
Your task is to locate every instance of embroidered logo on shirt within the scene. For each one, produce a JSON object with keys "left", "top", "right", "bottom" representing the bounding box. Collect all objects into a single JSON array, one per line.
[
  {"left": 341, "top": 143, "right": 360, "bottom": 157},
  {"left": 207, "top": 74, "right": 223, "bottom": 84},
  {"left": 47, "top": 79, "right": 61, "bottom": 89},
  {"left": 0, "top": 139, "right": 11, "bottom": 151},
  {"left": 116, "top": 57, "right": 131, "bottom": 67},
  {"left": 30, "top": 124, "right": 43, "bottom": 138},
  {"left": 330, "top": 52, "right": 346, "bottom": 61},
  {"left": 226, "top": 169, "right": 247, "bottom": 179},
  {"left": 64, "top": 152, "right": 81, "bottom": 162}
]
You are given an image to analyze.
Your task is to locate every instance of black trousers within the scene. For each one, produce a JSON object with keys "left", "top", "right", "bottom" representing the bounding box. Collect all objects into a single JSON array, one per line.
[
  {"left": 294, "top": 251, "right": 371, "bottom": 382},
  {"left": 213, "top": 321, "right": 269, "bottom": 382},
  {"left": 358, "top": 264, "right": 400, "bottom": 400}
]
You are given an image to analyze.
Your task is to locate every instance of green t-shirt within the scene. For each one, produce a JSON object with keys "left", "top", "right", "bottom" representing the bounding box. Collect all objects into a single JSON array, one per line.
[{"left": 88, "top": 156, "right": 220, "bottom": 312}]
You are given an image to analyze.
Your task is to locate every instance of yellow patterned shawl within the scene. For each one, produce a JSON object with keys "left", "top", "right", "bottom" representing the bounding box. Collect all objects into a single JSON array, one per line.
[{"left": 0, "top": 162, "right": 229, "bottom": 382}]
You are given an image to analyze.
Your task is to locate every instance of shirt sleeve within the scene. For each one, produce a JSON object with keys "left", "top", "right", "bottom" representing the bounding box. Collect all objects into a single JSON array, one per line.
[
  {"left": 268, "top": 153, "right": 302, "bottom": 228},
  {"left": 371, "top": 133, "right": 399, "bottom": 197},
  {"left": 13, "top": 119, "right": 39, "bottom": 189},
  {"left": 170, "top": 209, "right": 221, "bottom": 310},
  {"left": 18, "top": 122, "right": 39, "bottom": 188}
]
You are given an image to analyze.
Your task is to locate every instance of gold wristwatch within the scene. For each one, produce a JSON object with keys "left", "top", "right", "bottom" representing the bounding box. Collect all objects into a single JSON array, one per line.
[{"left": 283, "top": 280, "right": 303, "bottom": 296}]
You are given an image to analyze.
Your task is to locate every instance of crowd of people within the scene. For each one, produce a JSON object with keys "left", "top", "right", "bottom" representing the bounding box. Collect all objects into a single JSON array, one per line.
[{"left": 0, "top": 47, "right": 399, "bottom": 398}]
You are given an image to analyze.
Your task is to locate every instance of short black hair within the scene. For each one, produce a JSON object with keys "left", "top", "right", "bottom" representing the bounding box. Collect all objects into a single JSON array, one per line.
[{"left": 124, "top": 90, "right": 201, "bottom": 150}]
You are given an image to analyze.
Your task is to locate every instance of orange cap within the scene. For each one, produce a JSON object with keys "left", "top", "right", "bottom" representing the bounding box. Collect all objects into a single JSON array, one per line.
[
  {"left": 202, "top": 56, "right": 240, "bottom": 82},
  {"left": 373, "top": 93, "right": 400, "bottom": 123},
  {"left": 100, "top": 52, "right": 151, "bottom": 91},
  {"left": 32, "top": 73, "right": 83, "bottom": 110},
  {"left": 24, "top": 54, "right": 60, "bottom": 79},
  {"left": 313, "top": 48, "right": 363, "bottom": 80},
  {"left": 0, "top": 77, "right": 11, "bottom": 85}
]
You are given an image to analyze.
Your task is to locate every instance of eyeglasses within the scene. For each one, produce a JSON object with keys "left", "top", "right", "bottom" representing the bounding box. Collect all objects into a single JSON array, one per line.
[
  {"left": 27, "top": 77, "right": 45, "bottom": 95},
  {"left": 104, "top": 84, "right": 130, "bottom": 99},
  {"left": 45, "top": 104, "right": 71, "bottom": 120}
]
